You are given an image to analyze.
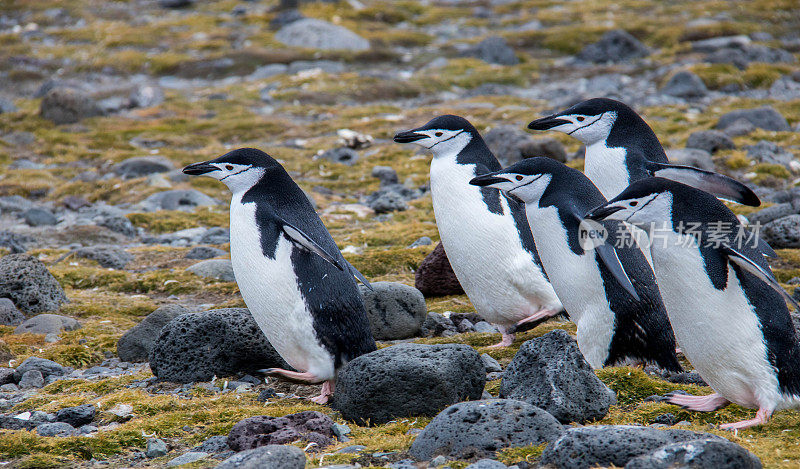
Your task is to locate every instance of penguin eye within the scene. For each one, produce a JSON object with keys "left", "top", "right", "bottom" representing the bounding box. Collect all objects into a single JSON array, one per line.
[
  {"left": 629, "top": 201, "right": 638, "bottom": 206},
  {"left": 435, "top": 132, "right": 443, "bottom": 137},
  {"left": 576, "top": 116, "right": 585, "bottom": 122},
  {"left": 516, "top": 175, "right": 524, "bottom": 181},
  {"left": 225, "top": 165, "right": 234, "bottom": 171}
]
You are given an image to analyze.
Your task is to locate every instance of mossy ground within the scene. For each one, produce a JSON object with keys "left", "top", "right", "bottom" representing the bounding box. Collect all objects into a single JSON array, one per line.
[{"left": 0, "top": 0, "right": 799, "bottom": 467}]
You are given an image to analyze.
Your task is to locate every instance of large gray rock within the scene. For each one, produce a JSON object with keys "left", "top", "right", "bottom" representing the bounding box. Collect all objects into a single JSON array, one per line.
[
  {"left": 227, "top": 411, "right": 334, "bottom": 451},
  {"left": 415, "top": 242, "right": 464, "bottom": 297},
  {"left": 483, "top": 125, "right": 532, "bottom": 167},
  {"left": 22, "top": 208, "right": 57, "bottom": 227},
  {"left": 748, "top": 203, "right": 796, "bottom": 225},
  {"left": 499, "top": 329, "right": 616, "bottom": 424},
  {"left": 539, "top": 425, "right": 725, "bottom": 469},
  {"left": 744, "top": 140, "right": 794, "bottom": 166},
  {"left": 665, "top": 148, "right": 715, "bottom": 171},
  {"left": 14, "top": 314, "right": 81, "bottom": 335},
  {"left": 359, "top": 282, "right": 427, "bottom": 340},
  {"left": 716, "top": 107, "right": 790, "bottom": 132},
  {"left": 409, "top": 399, "right": 563, "bottom": 461},
  {"left": 186, "top": 259, "right": 235, "bottom": 282},
  {"left": 185, "top": 246, "right": 226, "bottom": 260},
  {"left": 576, "top": 30, "right": 649, "bottom": 63},
  {"left": 112, "top": 156, "right": 174, "bottom": 179},
  {"left": 13, "top": 356, "right": 67, "bottom": 381},
  {"left": 39, "top": 87, "right": 101, "bottom": 124},
  {"left": 661, "top": 71, "right": 708, "bottom": 98},
  {"left": 141, "top": 190, "right": 219, "bottom": 211},
  {"left": 275, "top": 18, "right": 369, "bottom": 51},
  {"left": 762, "top": 215, "right": 800, "bottom": 248},
  {"left": 55, "top": 404, "right": 95, "bottom": 427},
  {"left": 36, "top": 422, "right": 76, "bottom": 437},
  {"left": 74, "top": 246, "right": 132, "bottom": 269},
  {"left": 691, "top": 35, "right": 751, "bottom": 53},
  {"left": 520, "top": 138, "right": 568, "bottom": 163},
  {"left": 333, "top": 343, "right": 485, "bottom": 425},
  {"left": 466, "top": 36, "right": 518, "bottom": 65},
  {"left": 319, "top": 147, "right": 359, "bottom": 165},
  {"left": 686, "top": 130, "right": 735, "bottom": 154},
  {"left": 0, "top": 254, "right": 67, "bottom": 314},
  {"left": 625, "top": 438, "right": 762, "bottom": 469},
  {"left": 149, "top": 308, "right": 287, "bottom": 383},
  {"left": 117, "top": 305, "right": 192, "bottom": 362},
  {"left": 216, "top": 444, "right": 306, "bottom": 469},
  {"left": 0, "top": 298, "right": 25, "bottom": 326}
]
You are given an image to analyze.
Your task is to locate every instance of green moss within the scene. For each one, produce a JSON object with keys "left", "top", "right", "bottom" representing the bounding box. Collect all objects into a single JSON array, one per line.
[{"left": 127, "top": 209, "right": 229, "bottom": 234}]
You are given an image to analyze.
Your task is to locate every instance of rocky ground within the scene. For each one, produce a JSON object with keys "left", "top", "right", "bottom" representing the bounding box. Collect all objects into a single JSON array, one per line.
[{"left": 0, "top": 0, "right": 799, "bottom": 467}]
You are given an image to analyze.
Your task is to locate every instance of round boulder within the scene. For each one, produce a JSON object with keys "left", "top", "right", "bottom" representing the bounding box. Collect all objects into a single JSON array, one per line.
[
  {"left": 274, "top": 18, "right": 369, "bottom": 51},
  {"left": 625, "top": 438, "right": 762, "bottom": 469},
  {"left": 39, "top": 87, "right": 101, "bottom": 124},
  {"left": 216, "top": 444, "right": 306, "bottom": 469},
  {"left": 14, "top": 314, "right": 81, "bottom": 335},
  {"left": 0, "top": 254, "right": 68, "bottom": 314},
  {"left": 149, "top": 308, "right": 287, "bottom": 383},
  {"left": 762, "top": 215, "right": 800, "bottom": 249},
  {"left": 0, "top": 298, "right": 25, "bottom": 326},
  {"left": 359, "top": 282, "right": 427, "bottom": 340},
  {"left": 409, "top": 399, "right": 563, "bottom": 461},
  {"left": 227, "top": 411, "right": 334, "bottom": 451},
  {"left": 117, "top": 305, "right": 193, "bottom": 362},
  {"left": 332, "top": 343, "right": 485, "bottom": 425},
  {"left": 499, "top": 329, "right": 616, "bottom": 424}
]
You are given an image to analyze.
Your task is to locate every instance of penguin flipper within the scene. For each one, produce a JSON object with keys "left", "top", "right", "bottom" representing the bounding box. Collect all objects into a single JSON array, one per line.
[
  {"left": 345, "top": 259, "right": 373, "bottom": 291},
  {"left": 646, "top": 161, "right": 761, "bottom": 207},
  {"left": 723, "top": 244, "right": 800, "bottom": 312},
  {"left": 756, "top": 236, "right": 778, "bottom": 258},
  {"left": 280, "top": 221, "right": 345, "bottom": 271}
]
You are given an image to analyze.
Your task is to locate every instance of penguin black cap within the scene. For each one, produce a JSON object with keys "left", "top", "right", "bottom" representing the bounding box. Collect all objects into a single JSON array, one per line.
[
  {"left": 528, "top": 98, "right": 636, "bottom": 130},
  {"left": 393, "top": 115, "right": 477, "bottom": 143},
  {"left": 183, "top": 148, "right": 279, "bottom": 175}
]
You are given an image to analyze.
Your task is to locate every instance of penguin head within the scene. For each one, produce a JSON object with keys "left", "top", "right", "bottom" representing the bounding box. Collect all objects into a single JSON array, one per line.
[
  {"left": 393, "top": 115, "right": 476, "bottom": 157},
  {"left": 527, "top": 98, "right": 635, "bottom": 145},
  {"left": 183, "top": 148, "right": 280, "bottom": 193},
  {"left": 585, "top": 177, "right": 677, "bottom": 232},
  {"left": 468, "top": 157, "right": 565, "bottom": 204}
]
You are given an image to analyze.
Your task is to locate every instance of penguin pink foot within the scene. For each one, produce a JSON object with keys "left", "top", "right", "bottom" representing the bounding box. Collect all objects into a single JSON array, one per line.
[
  {"left": 261, "top": 368, "right": 324, "bottom": 384},
  {"left": 310, "top": 380, "right": 335, "bottom": 405},
  {"left": 720, "top": 408, "right": 773, "bottom": 431},
  {"left": 516, "top": 309, "right": 559, "bottom": 326},
  {"left": 488, "top": 332, "right": 515, "bottom": 348},
  {"left": 667, "top": 392, "right": 729, "bottom": 411}
]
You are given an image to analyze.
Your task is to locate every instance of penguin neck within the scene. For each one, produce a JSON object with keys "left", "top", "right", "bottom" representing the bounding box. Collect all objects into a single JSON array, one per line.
[
  {"left": 431, "top": 131, "right": 501, "bottom": 172},
  {"left": 605, "top": 114, "right": 668, "bottom": 163},
  {"left": 236, "top": 170, "right": 310, "bottom": 218}
]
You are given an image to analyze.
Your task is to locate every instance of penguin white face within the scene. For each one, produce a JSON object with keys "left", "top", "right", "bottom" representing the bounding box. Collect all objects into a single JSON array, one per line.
[
  {"left": 184, "top": 161, "right": 265, "bottom": 193},
  {"left": 394, "top": 127, "right": 472, "bottom": 157},
  {"left": 528, "top": 111, "right": 617, "bottom": 146},
  {"left": 470, "top": 171, "right": 553, "bottom": 204},
  {"left": 586, "top": 192, "right": 673, "bottom": 233}
]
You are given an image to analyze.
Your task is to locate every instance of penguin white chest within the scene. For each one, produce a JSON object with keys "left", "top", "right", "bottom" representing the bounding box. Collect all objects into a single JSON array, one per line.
[
  {"left": 649, "top": 231, "right": 778, "bottom": 408},
  {"left": 429, "top": 157, "right": 559, "bottom": 326},
  {"left": 228, "top": 195, "right": 334, "bottom": 379},
  {"left": 584, "top": 142, "right": 630, "bottom": 200},
  {"left": 523, "top": 204, "right": 615, "bottom": 368}
]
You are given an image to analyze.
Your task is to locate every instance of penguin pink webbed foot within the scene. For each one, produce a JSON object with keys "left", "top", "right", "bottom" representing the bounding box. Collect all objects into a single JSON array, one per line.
[
  {"left": 488, "top": 332, "right": 515, "bottom": 348},
  {"left": 720, "top": 408, "right": 772, "bottom": 431},
  {"left": 261, "top": 368, "right": 324, "bottom": 384},
  {"left": 310, "top": 380, "right": 335, "bottom": 405},
  {"left": 667, "top": 392, "right": 729, "bottom": 411},
  {"left": 516, "top": 309, "right": 559, "bottom": 326}
]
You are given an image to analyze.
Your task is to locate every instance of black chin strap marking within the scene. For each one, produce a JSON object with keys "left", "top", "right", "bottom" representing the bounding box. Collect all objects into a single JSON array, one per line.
[
  {"left": 427, "top": 130, "right": 465, "bottom": 149},
  {"left": 220, "top": 166, "right": 250, "bottom": 181}
]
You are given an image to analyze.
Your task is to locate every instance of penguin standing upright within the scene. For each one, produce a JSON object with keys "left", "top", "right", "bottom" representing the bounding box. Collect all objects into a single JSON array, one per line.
[
  {"left": 527, "top": 98, "right": 760, "bottom": 206},
  {"left": 587, "top": 177, "right": 800, "bottom": 430},
  {"left": 470, "top": 157, "right": 681, "bottom": 371},
  {"left": 183, "top": 148, "right": 376, "bottom": 404},
  {"left": 393, "top": 115, "right": 563, "bottom": 347}
]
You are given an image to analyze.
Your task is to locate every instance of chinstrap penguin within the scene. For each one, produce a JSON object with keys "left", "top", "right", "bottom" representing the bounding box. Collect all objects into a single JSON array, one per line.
[
  {"left": 393, "top": 115, "right": 563, "bottom": 347},
  {"left": 527, "top": 97, "right": 760, "bottom": 206},
  {"left": 183, "top": 148, "right": 376, "bottom": 404},
  {"left": 470, "top": 157, "right": 682, "bottom": 371},
  {"left": 587, "top": 177, "right": 800, "bottom": 430}
]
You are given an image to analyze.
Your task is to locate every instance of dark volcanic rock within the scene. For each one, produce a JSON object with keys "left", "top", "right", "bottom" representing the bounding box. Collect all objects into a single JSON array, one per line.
[
  {"left": 661, "top": 71, "right": 708, "bottom": 98},
  {"left": 408, "top": 399, "right": 563, "bottom": 461},
  {"left": 483, "top": 125, "right": 532, "bottom": 167},
  {"left": 216, "top": 444, "right": 306, "bottom": 469},
  {"left": 0, "top": 298, "right": 25, "bottom": 326},
  {"left": 14, "top": 314, "right": 81, "bottom": 335},
  {"left": 665, "top": 148, "right": 714, "bottom": 171},
  {"left": 13, "top": 356, "right": 67, "bottom": 381},
  {"left": 39, "top": 87, "right": 101, "bottom": 124},
  {"left": 22, "top": 208, "right": 57, "bottom": 226},
  {"left": 0, "top": 231, "right": 32, "bottom": 253},
  {"left": 74, "top": 246, "right": 132, "bottom": 269},
  {"left": 117, "top": 305, "right": 192, "bottom": 362},
  {"left": 577, "top": 30, "right": 649, "bottom": 63},
  {"left": 716, "top": 106, "right": 790, "bottom": 132},
  {"left": 227, "top": 411, "right": 335, "bottom": 451},
  {"left": 112, "top": 156, "right": 174, "bottom": 179},
  {"left": 184, "top": 246, "right": 226, "bottom": 260},
  {"left": 333, "top": 343, "right": 485, "bottom": 425},
  {"left": 686, "top": 130, "right": 735, "bottom": 154},
  {"left": 420, "top": 312, "right": 457, "bottom": 337},
  {"left": 625, "top": 438, "right": 762, "bottom": 469},
  {"left": 359, "top": 282, "right": 427, "bottom": 340},
  {"left": 415, "top": 243, "right": 465, "bottom": 297},
  {"left": 540, "top": 425, "right": 726, "bottom": 469},
  {"left": 319, "top": 147, "right": 359, "bottom": 165},
  {"left": 519, "top": 138, "right": 568, "bottom": 163},
  {"left": 744, "top": 140, "right": 794, "bottom": 166},
  {"left": 499, "top": 329, "right": 616, "bottom": 423},
  {"left": 55, "top": 404, "right": 95, "bottom": 427},
  {"left": 149, "top": 308, "right": 287, "bottom": 383},
  {"left": 762, "top": 215, "right": 800, "bottom": 248},
  {"left": 0, "top": 254, "right": 68, "bottom": 314},
  {"left": 466, "top": 36, "right": 519, "bottom": 65}
]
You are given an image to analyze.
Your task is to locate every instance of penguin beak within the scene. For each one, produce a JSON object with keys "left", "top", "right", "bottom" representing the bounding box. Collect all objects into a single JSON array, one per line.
[
  {"left": 393, "top": 129, "right": 427, "bottom": 143},
  {"left": 585, "top": 204, "right": 624, "bottom": 221},
  {"left": 183, "top": 162, "right": 217, "bottom": 176},
  {"left": 469, "top": 174, "right": 510, "bottom": 187},
  {"left": 528, "top": 115, "right": 571, "bottom": 131}
]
